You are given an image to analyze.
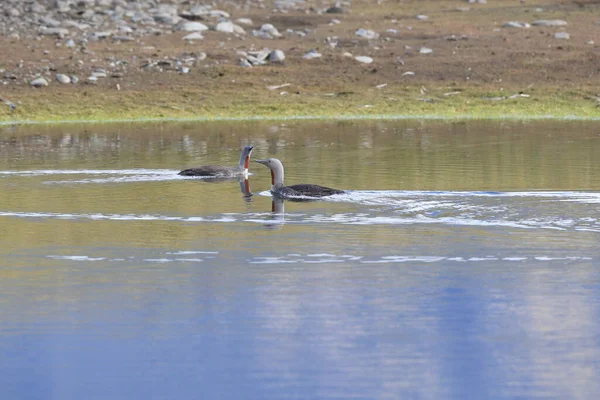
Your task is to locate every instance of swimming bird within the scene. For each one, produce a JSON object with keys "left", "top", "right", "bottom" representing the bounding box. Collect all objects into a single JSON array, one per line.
[
  {"left": 254, "top": 158, "right": 345, "bottom": 198},
  {"left": 179, "top": 145, "right": 253, "bottom": 177}
]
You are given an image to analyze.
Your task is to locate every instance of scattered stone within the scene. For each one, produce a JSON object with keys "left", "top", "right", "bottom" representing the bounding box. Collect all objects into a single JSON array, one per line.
[
  {"left": 355, "top": 28, "right": 379, "bottom": 40},
  {"left": 30, "top": 77, "right": 49, "bottom": 87},
  {"left": 215, "top": 21, "right": 245, "bottom": 35},
  {"left": 40, "top": 16, "right": 61, "bottom": 28},
  {"left": 112, "top": 35, "right": 134, "bottom": 42},
  {"left": 329, "top": 19, "right": 341, "bottom": 25},
  {"left": 65, "top": 38, "right": 76, "bottom": 48},
  {"left": 40, "top": 27, "right": 69, "bottom": 37},
  {"left": 396, "top": 57, "right": 404, "bottom": 65},
  {"left": 402, "top": 71, "right": 415, "bottom": 76},
  {"left": 87, "top": 76, "right": 98, "bottom": 83},
  {"left": 178, "top": 22, "right": 209, "bottom": 32},
  {"left": 71, "top": 75, "right": 79, "bottom": 84},
  {"left": 268, "top": 49, "right": 286, "bottom": 63},
  {"left": 375, "top": 83, "right": 388, "bottom": 89},
  {"left": 253, "top": 24, "right": 282, "bottom": 39},
  {"left": 183, "top": 32, "right": 204, "bottom": 41},
  {"left": 503, "top": 21, "right": 530, "bottom": 29},
  {"left": 585, "top": 40, "right": 594, "bottom": 45},
  {"left": 56, "top": 74, "right": 70, "bottom": 84},
  {"left": 239, "top": 58, "right": 252, "bottom": 67},
  {"left": 554, "top": 32, "right": 570, "bottom": 40},
  {"left": 236, "top": 18, "right": 253, "bottom": 26},
  {"left": 343, "top": 52, "right": 353, "bottom": 57},
  {"left": 326, "top": 6, "right": 344, "bottom": 14},
  {"left": 267, "top": 83, "right": 291, "bottom": 90},
  {"left": 303, "top": 50, "right": 322, "bottom": 59},
  {"left": 419, "top": 47, "right": 433, "bottom": 54},
  {"left": 355, "top": 56, "right": 373, "bottom": 64},
  {"left": 416, "top": 15, "right": 428, "bottom": 21},
  {"left": 468, "top": 0, "right": 486, "bottom": 3},
  {"left": 532, "top": 20, "right": 567, "bottom": 27},
  {"left": 0, "top": 97, "right": 16, "bottom": 109}
]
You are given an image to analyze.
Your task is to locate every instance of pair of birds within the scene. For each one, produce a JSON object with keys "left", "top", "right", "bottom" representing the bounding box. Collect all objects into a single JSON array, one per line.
[{"left": 178, "top": 145, "right": 345, "bottom": 198}]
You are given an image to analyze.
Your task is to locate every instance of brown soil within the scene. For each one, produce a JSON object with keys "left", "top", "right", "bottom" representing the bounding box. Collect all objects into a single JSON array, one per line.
[{"left": 2, "top": 0, "right": 600, "bottom": 120}]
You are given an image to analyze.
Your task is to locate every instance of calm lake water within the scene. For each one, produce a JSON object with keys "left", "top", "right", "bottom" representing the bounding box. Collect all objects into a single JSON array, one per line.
[{"left": 1, "top": 120, "right": 599, "bottom": 399}]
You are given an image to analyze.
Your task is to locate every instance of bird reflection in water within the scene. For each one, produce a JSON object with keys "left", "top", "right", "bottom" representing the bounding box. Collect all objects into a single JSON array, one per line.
[
  {"left": 240, "top": 177, "right": 285, "bottom": 229},
  {"left": 265, "top": 197, "right": 285, "bottom": 230}
]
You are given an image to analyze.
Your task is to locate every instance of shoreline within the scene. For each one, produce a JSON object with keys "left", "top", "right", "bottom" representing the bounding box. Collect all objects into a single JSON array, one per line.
[{"left": 2, "top": 112, "right": 600, "bottom": 127}]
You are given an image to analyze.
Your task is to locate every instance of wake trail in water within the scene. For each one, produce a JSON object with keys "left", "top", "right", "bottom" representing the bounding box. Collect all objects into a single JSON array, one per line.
[
  {"left": 0, "top": 169, "right": 245, "bottom": 183},
  {"left": 0, "top": 183, "right": 598, "bottom": 230}
]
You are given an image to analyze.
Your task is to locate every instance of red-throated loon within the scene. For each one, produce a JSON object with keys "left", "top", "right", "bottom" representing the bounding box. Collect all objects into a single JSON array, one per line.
[
  {"left": 179, "top": 146, "right": 253, "bottom": 177},
  {"left": 255, "top": 158, "right": 345, "bottom": 198}
]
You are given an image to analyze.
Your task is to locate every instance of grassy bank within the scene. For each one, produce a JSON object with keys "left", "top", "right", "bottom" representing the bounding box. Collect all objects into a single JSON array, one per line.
[{"left": 1, "top": 86, "right": 599, "bottom": 124}]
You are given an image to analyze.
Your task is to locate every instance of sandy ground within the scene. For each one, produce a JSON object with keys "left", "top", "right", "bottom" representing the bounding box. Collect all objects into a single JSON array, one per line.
[{"left": 1, "top": 0, "right": 600, "bottom": 121}]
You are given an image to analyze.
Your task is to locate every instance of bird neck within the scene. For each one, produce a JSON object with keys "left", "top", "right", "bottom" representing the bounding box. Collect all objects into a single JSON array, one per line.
[
  {"left": 238, "top": 152, "right": 250, "bottom": 172},
  {"left": 271, "top": 167, "right": 284, "bottom": 190}
]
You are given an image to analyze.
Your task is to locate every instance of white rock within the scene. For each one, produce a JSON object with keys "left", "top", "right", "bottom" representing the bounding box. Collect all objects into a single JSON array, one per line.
[
  {"left": 178, "top": 22, "right": 209, "bottom": 32},
  {"left": 268, "top": 49, "right": 286, "bottom": 63},
  {"left": 554, "top": 32, "right": 570, "bottom": 40},
  {"left": 303, "top": 50, "right": 322, "bottom": 59},
  {"left": 183, "top": 32, "right": 204, "bottom": 40},
  {"left": 503, "top": 21, "right": 530, "bottom": 29},
  {"left": 215, "top": 21, "right": 245, "bottom": 34},
  {"left": 30, "top": 77, "right": 49, "bottom": 87},
  {"left": 65, "top": 38, "right": 76, "bottom": 48},
  {"left": 215, "top": 21, "right": 234, "bottom": 33},
  {"left": 56, "top": 74, "right": 71, "bottom": 84},
  {"left": 40, "top": 27, "right": 69, "bottom": 37},
  {"left": 532, "top": 20, "right": 567, "bottom": 27},
  {"left": 419, "top": 47, "right": 433, "bottom": 54},
  {"left": 236, "top": 18, "right": 253, "bottom": 26},
  {"left": 416, "top": 15, "right": 428, "bottom": 21},
  {"left": 343, "top": 52, "right": 353, "bottom": 57},
  {"left": 355, "top": 56, "right": 373, "bottom": 64},
  {"left": 254, "top": 24, "right": 282, "bottom": 38},
  {"left": 355, "top": 28, "right": 379, "bottom": 40}
]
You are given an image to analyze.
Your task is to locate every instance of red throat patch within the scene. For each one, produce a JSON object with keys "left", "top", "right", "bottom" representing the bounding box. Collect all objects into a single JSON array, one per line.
[
  {"left": 244, "top": 156, "right": 249, "bottom": 169},
  {"left": 271, "top": 170, "right": 274, "bottom": 185}
]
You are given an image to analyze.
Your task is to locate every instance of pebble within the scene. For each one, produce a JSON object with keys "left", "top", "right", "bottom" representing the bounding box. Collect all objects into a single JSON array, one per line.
[
  {"left": 554, "top": 32, "right": 570, "bottom": 40},
  {"left": 303, "top": 50, "right": 322, "bottom": 59},
  {"left": 532, "top": 20, "right": 567, "bottom": 27},
  {"left": 30, "top": 77, "right": 49, "bottom": 87},
  {"left": 326, "top": 6, "right": 344, "bottom": 14},
  {"left": 355, "top": 56, "right": 373, "bottom": 64},
  {"left": 56, "top": 74, "right": 71, "bottom": 84},
  {"left": 236, "top": 18, "right": 253, "bottom": 26},
  {"left": 419, "top": 47, "right": 433, "bottom": 54},
  {"left": 503, "top": 21, "right": 530, "bottom": 29},
  {"left": 355, "top": 28, "right": 379, "bottom": 40},
  {"left": 416, "top": 15, "right": 428, "bottom": 21},
  {"left": 183, "top": 32, "right": 204, "bottom": 41},
  {"left": 71, "top": 75, "right": 79, "bottom": 84},
  {"left": 65, "top": 38, "right": 76, "bottom": 48},
  {"left": 268, "top": 49, "right": 286, "bottom": 63},
  {"left": 178, "top": 22, "right": 209, "bottom": 32},
  {"left": 40, "top": 27, "right": 69, "bottom": 37},
  {"left": 253, "top": 24, "right": 282, "bottom": 39},
  {"left": 215, "top": 21, "right": 245, "bottom": 34},
  {"left": 112, "top": 35, "right": 134, "bottom": 42}
]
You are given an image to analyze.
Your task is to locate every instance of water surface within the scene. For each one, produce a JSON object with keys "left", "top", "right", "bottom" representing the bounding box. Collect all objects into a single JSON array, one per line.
[{"left": 1, "top": 120, "right": 599, "bottom": 399}]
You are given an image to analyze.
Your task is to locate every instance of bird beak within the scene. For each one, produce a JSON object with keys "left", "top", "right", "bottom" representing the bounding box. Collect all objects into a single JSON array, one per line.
[{"left": 254, "top": 159, "right": 267, "bottom": 165}]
